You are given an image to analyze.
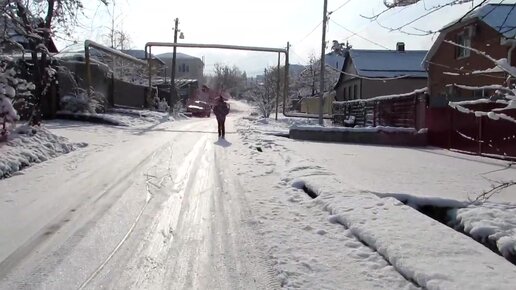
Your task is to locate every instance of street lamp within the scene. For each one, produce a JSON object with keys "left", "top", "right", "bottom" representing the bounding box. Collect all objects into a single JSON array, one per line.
[{"left": 170, "top": 18, "right": 184, "bottom": 108}]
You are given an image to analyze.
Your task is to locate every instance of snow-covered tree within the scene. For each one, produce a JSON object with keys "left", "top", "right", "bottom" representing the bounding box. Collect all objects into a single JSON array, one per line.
[
  {"left": 247, "top": 66, "right": 281, "bottom": 118},
  {"left": 0, "top": 0, "right": 107, "bottom": 125},
  {"left": 210, "top": 63, "right": 247, "bottom": 97},
  {"left": 297, "top": 53, "right": 340, "bottom": 97}
]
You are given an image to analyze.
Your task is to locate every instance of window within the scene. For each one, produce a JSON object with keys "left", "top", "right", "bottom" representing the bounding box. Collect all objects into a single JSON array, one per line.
[
  {"left": 353, "top": 85, "right": 358, "bottom": 99},
  {"left": 186, "top": 65, "right": 189, "bottom": 73},
  {"left": 473, "top": 89, "right": 486, "bottom": 99},
  {"left": 456, "top": 28, "right": 471, "bottom": 59}
]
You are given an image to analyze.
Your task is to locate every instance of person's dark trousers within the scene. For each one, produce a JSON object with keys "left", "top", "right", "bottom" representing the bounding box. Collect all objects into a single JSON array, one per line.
[{"left": 217, "top": 118, "right": 225, "bottom": 138}]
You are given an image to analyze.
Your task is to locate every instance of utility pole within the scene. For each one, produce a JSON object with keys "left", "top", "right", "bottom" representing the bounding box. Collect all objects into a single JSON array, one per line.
[
  {"left": 275, "top": 52, "right": 280, "bottom": 120},
  {"left": 318, "top": 0, "right": 328, "bottom": 126},
  {"left": 170, "top": 18, "right": 179, "bottom": 108}
]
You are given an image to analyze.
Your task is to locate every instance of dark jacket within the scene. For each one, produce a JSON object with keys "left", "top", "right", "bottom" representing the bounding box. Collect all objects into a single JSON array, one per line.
[{"left": 213, "top": 101, "right": 229, "bottom": 120}]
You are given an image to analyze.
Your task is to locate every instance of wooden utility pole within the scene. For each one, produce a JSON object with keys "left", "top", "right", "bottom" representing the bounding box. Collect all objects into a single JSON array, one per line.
[
  {"left": 170, "top": 18, "right": 179, "bottom": 107},
  {"left": 319, "top": 0, "right": 328, "bottom": 125}
]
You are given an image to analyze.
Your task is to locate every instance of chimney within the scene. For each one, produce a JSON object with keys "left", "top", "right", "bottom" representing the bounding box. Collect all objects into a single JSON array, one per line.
[{"left": 396, "top": 42, "right": 405, "bottom": 52}]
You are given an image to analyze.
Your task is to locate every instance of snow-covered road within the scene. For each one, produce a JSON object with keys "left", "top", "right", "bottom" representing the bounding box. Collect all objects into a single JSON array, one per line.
[
  {"left": 0, "top": 113, "right": 276, "bottom": 289},
  {"left": 2, "top": 101, "right": 516, "bottom": 289}
]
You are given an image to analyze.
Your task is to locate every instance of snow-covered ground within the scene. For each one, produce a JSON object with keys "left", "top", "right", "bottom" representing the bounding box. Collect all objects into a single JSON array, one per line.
[
  {"left": 0, "top": 125, "right": 86, "bottom": 178},
  {"left": 235, "top": 110, "right": 516, "bottom": 289},
  {"left": 0, "top": 109, "right": 171, "bottom": 178},
  {"left": 1, "top": 101, "right": 516, "bottom": 289}
]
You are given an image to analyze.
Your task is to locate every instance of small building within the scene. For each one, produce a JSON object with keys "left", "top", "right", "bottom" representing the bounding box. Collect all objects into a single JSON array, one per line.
[
  {"left": 423, "top": 3, "right": 516, "bottom": 158},
  {"left": 423, "top": 3, "right": 516, "bottom": 107},
  {"left": 156, "top": 52, "right": 204, "bottom": 81},
  {"left": 121, "top": 49, "right": 165, "bottom": 77},
  {"left": 334, "top": 44, "right": 428, "bottom": 101}
]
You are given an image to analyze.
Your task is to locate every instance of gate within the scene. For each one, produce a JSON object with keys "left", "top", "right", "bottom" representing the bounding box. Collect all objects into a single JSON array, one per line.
[{"left": 450, "top": 103, "right": 516, "bottom": 159}]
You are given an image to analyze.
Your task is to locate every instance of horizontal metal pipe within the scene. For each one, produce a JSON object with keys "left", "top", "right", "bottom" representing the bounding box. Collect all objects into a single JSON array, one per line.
[
  {"left": 85, "top": 40, "right": 147, "bottom": 65},
  {"left": 144, "top": 42, "right": 287, "bottom": 54}
]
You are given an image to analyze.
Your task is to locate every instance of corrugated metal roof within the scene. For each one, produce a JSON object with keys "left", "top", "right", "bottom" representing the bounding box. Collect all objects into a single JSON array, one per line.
[{"left": 350, "top": 49, "right": 428, "bottom": 78}]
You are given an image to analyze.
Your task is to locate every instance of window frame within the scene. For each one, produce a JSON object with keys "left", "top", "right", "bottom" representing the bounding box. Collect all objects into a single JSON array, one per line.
[{"left": 456, "top": 29, "right": 472, "bottom": 59}]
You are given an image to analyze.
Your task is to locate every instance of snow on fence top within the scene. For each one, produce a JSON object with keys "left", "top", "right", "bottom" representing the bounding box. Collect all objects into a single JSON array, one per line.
[{"left": 333, "top": 87, "right": 427, "bottom": 105}]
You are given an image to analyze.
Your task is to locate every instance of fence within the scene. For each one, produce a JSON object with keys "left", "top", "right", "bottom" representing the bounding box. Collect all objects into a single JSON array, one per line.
[
  {"left": 333, "top": 90, "right": 427, "bottom": 129},
  {"left": 427, "top": 106, "right": 516, "bottom": 160}
]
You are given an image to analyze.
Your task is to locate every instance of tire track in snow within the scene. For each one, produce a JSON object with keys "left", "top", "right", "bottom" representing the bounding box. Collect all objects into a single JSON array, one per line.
[
  {"left": 103, "top": 135, "right": 209, "bottom": 289},
  {"left": 0, "top": 120, "right": 207, "bottom": 288},
  {"left": 77, "top": 139, "right": 188, "bottom": 289}
]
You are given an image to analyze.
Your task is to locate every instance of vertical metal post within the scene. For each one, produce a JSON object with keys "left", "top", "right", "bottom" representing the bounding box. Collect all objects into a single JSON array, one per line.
[
  {"left": 319, "top": 0, "right": 328, "bottom": 126},
  {"left": 170, "top": 18, "right": 179, "bottom": 107},
  {"left": 85, "top": 42, "right": 91, "bottom": 100},
  {"left": 147, "top": 46, "right": 152, "bottom": 102},
  {"left": 283, "top": 42, "right": 290, "bottom": 116},
  {"left": 478, "top": 115, "right": 483, "bottom": 155},
  {"left": 275, "top": 52, "right": 280, "bottom": 120}
]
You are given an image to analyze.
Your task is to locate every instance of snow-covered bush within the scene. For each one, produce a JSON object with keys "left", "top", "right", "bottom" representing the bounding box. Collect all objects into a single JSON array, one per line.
[
  {"left": 60, "top": 88, "right": 107, "bottom": 114},
  {"left": 157, "top": 97, "right": 170, "bottom": 112},
  {"left": 151, "top": 95, "right": 170, "bottom": 112},
  {"left": 172, "top": 100, "right": 183, "bottom": 116},
  {"left": 0, "top": 57, "right": 35, "bottom": 137}
]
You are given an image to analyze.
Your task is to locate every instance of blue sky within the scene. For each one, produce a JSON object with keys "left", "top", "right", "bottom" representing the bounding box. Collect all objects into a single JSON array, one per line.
[{"left": 69, "top": 0, "right": 514, "bottom": 76}]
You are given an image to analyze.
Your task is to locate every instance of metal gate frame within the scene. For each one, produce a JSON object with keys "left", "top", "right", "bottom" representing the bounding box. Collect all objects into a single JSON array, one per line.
[
  {"left": 85, "top": 40, "right": 147, "bottom": 106},
  {"left": 144, "top": 42, "right": 293, "bottom": 120}
]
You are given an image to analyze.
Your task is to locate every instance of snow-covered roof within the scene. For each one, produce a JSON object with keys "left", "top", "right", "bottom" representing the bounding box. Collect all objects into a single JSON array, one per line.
[
  {"left": 349, "top": 49, "right": 428, "bottom": 78},
  {"left": 325, "top": 51, "right": 346, "bottom": 70},
  {"left": 121, "top": 49, "right": 165, "bottom": 64},
  {"left": 442, "top": 4, "right": 516, "bottom": 39},
  {"left": 0, "top": 15, "right": 58, "bottom": 53}
]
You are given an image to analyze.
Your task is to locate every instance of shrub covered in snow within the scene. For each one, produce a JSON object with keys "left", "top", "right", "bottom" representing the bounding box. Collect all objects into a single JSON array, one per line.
[
  {"left": 0, "top": 125, "right": 86, "bottom": 178},
  {"left": 151, "top": 95, "right": 170, "bottom": 112},
  {"left": 0, "top": 57, "right": 35, "bottom": 137},
  {"left": 60, "top": 88, "right": 107, "bottom": 114}
]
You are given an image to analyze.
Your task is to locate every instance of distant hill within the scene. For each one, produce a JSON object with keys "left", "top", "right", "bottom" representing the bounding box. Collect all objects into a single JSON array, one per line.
[{"left": 289, "top": 64, "right": 305, "bottom": 77}]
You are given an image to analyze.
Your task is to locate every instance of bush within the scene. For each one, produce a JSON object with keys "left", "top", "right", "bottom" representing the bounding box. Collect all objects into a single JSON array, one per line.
[
  {"left": 0, "top": 57, "right": 35, "bottom": 137},
  {"left": 60, "top": 88, "right": 107, "bottom": 114}
]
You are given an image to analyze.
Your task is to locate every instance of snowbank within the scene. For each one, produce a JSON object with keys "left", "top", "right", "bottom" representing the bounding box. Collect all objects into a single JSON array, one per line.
[
  {"left": 0, "top": 125, "right": 86, "bottom": 178},
  {"left": 333, "top": 87, "right": 427, "bottom": 105},
  {"left": 454, "top": 203, "right": 516, "bottom": 261},
  {"left": 291, "top": 125, "right": 423, "bottom": 134},
  {"left": 286, "top": 169, "right": 516, "bottom": 289},
  {"left": 107, "top": 108, "right": 171, "bottom": 126},
  {"left": 57, "top": 108, "right": 171, "bottom": 128},
  {"left": 370, "top": 191, "right": 516, "bottom": 264},
  {"left": 236, "top": 112, "right": 516, "bottom": 289}
]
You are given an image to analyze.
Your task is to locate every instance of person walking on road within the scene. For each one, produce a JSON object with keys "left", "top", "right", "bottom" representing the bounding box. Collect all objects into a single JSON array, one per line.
[{"left": 213, "top": 96, "right": 230, "bottom": 138}]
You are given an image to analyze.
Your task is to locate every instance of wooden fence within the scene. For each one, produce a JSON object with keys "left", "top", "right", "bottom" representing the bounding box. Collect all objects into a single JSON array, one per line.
[{"left": 333, "top": 90, "right": 427, "bottom": 129}]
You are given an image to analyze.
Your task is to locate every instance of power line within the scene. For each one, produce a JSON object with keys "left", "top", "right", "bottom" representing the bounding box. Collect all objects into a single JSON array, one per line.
[
  {"left": 296, "top": 21, "right": 323, "bottom": 45},
  {"left": 330, "top": 19, "right": 391, "bottom": 50},
  {"left": 328, "top": 0, "right": 353, "bottom": 15}
]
